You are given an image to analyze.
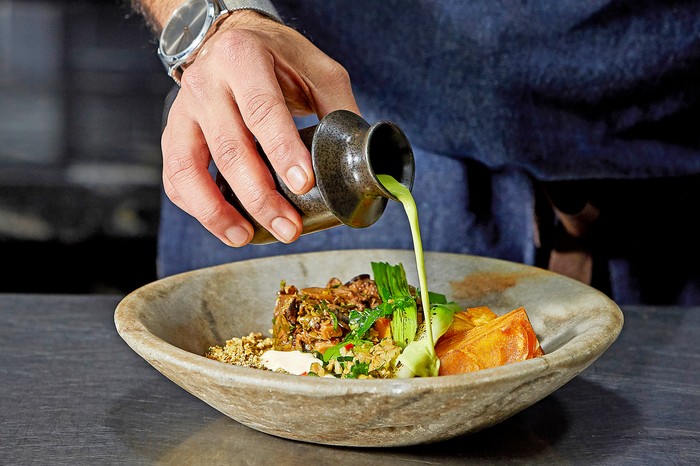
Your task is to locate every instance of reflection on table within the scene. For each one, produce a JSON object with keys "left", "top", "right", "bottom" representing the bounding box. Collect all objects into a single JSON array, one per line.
[{"left": 0, "top": 294, "right": 697, "bottom": 465}]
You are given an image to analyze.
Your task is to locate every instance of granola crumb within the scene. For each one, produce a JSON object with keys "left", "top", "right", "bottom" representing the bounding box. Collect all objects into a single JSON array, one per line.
[{"left": 205, "top": 332, "right": 274, "bottom": 370}]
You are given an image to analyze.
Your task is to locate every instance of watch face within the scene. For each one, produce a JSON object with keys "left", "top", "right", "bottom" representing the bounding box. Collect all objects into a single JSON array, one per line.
[{"left": 160, "top": 0, "right": 212, "bottom": 58}]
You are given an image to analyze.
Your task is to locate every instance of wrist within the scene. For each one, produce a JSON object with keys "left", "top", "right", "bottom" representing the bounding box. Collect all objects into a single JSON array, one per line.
[
  {"left": 182, "top": 9, "right": 278, "bottom": 70},
  {"left": 157, "top": 0, "right": 283, "bottom": 83}
]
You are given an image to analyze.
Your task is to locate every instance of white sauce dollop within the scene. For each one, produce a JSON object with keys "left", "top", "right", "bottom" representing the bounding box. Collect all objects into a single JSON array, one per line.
[{"left": 261, "top": 350, "right": 323, "bottom": 375}]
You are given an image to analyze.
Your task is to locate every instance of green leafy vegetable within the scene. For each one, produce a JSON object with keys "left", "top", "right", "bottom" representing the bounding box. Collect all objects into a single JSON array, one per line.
[
  {"left": 321, "top": 338, "right": 366, "bottom": 363},
  {"left": 395, "top": 302, "right": 461, "bottom": 378},
  {"left": 347, "top": 306, "right": 393, "bottom": 341},
  {"left": 371, "top": 262, "right": 418, "bottom": 347},
  {"left": 423, "top": 290, "right": 447, "bottom": 305},
  {"left": 349, "top": 361, "right": 370, "bottom": 378}
]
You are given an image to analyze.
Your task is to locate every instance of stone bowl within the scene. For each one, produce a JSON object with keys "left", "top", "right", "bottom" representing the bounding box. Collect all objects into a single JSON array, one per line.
[{"left": 114, "top": 249, "right": 623, "bottom": 447}]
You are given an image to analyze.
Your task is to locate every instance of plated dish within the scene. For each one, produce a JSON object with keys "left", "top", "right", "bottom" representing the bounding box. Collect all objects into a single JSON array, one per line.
[
  {"left": 114, "top": 249, "right": 623, "bottom": 447},
  {"left": 204, "top": 261, "right": 544, "bottom": 379}
]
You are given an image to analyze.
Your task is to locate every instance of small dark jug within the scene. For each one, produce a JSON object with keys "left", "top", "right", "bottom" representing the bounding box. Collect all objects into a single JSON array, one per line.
[
  {"left": 162, "top": 89, "right": 415, "bottom": 244},
  {"left": 216, "top": 109, "right": 415, "bottom": 244}
]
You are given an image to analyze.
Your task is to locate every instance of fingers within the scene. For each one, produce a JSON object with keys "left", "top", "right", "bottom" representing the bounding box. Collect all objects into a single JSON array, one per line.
[
  {"left": 164, "top": 43, "right": 306, "bottom": 245},
  {"left": 215, "top": 29, "right": 316, "bottom": 196},
  {"left": 161, "top": 106, "right": 255, "bottom": 246},
  {"left": 193, "top": 89, "right": 305, "bottom": 244}
]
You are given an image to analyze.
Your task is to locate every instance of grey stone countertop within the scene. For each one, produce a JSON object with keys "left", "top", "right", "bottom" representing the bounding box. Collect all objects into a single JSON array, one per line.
[{"left": 0, "top": 293, "right": 698, "bottom": 465}]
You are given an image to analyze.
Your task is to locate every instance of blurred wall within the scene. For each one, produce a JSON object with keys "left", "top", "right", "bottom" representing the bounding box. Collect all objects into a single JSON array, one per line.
[{"left": 0, "top": 0, "right": 172, "bottom": 293}]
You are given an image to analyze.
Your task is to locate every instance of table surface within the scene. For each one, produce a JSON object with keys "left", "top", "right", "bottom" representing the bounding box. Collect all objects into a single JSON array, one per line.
[{"left": 0, "top": 293, "right": 698, "bottom": 465}]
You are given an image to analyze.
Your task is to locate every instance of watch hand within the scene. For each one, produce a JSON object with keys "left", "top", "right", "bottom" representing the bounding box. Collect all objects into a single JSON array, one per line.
[{"left": 176, "top": 26, "right": 194, "bottom": 52}]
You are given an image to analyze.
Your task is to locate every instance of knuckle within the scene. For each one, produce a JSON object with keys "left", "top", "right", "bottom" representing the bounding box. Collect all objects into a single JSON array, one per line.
[
  {"left": 242, "top": 90, "right": 286, "bottom": 129},
  {"left": 323, "top": 61, "right": 352, "bottom": 89},
  {"left": 215, "top": 29, "right": 262, "bottom": 65},
  {"left": 261, "top": 133, "right": 295, "bottom": 164},
  {"left": 212, "top": 134, "right": 250, "bottom": 173},
  {"left": 194, "top": 201, "right": 228, "bottom": 228},
  {"left": 241, "top": 188, "right": 274, "bottom": 219},
  {"left": 163, "top": 150, "right": 197, "bottom": 181}
]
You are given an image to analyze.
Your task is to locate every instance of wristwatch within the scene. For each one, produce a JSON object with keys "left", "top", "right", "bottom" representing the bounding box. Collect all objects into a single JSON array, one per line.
[{"left": 158, "top": 0, "right": 281, "bottom": 83}]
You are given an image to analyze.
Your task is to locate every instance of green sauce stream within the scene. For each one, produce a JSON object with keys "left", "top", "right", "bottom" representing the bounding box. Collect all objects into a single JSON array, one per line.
[{"left": 376, "top": 174, "right": 435, "bottom": 351}]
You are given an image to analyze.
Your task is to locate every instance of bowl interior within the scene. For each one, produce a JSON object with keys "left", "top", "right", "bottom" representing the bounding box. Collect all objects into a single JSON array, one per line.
[{"left": 115, "top": 249, "right": 623, "bottom": 447}]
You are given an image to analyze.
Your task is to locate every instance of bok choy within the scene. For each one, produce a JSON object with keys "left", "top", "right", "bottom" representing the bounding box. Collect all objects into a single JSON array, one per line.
[
  {"left": 371, "top": 261, "right": 418, "bottom": 348},
  {"left": 395, "top": 302, "right": 461, "bottom": 378}
]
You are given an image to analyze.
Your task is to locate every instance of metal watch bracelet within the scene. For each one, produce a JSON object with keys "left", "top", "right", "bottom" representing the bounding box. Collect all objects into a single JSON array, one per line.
[{"left": 222, "top": 0, "right": 282, "bottom": 23}]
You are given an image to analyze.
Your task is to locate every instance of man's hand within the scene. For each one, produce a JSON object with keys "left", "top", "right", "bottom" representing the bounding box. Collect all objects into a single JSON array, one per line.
[{"left": 143, "top": 5, "right": 359, "bottom": 246}]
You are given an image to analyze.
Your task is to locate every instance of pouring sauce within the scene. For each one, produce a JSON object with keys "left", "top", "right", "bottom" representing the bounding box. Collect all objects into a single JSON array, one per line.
[{"left": 376, "top": 175, "right": 435, "bottom": 351}]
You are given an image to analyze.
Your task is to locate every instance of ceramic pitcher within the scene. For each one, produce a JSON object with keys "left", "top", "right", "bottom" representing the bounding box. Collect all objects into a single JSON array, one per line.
[{"left": 216, "top": 110, "right": 415, "bottom": 244}]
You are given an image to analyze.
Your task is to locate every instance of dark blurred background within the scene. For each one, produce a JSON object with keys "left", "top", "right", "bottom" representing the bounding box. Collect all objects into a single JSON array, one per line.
[{"left": 0, "top": 0, "right": 172, "bottom": 293}]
